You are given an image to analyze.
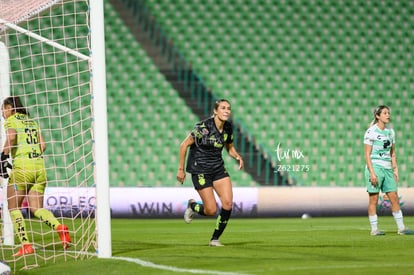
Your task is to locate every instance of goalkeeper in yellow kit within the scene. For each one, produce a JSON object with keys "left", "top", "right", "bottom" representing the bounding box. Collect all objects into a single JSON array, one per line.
[{"left": 1, "top": 96, "right": 71, "bottom": 257}]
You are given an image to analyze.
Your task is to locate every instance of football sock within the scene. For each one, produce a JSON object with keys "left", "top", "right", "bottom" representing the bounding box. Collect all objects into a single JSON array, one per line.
[
  {"left": 10, "top": 209, "right": 30, "bottom": 244},
  {"left": 34, "top": 208, "right": 61, "bottom": 230},
  {"left": 369, "top": 214, "right": 378, "bottom": 231},
  {"left": 191, "top": 201, "right": 206, "bottom": 216},
  {"left": 392, "top": 210, "right": 405, "bottom": 231},
  {"left": 211, "top": 208, "right": 232, "bottom": 240}
]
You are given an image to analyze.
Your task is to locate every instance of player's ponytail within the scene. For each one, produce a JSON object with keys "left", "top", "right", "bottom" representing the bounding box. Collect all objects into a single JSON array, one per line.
[{"left": 370, "top": 105, "right": 389, "bottom": 127}]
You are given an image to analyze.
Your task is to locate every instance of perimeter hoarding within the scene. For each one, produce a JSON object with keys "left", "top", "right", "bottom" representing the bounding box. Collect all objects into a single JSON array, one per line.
[
  {"left": 257, "top": 187, "right": 414, "bottom": 217},
  {"left": 3, "top": 187, "right": 414, "bottom": 218}
]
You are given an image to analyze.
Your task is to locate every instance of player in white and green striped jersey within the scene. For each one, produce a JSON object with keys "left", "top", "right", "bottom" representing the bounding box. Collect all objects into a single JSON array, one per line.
[{"left": 364, "top": 105, "right": 414, "bottom": 236}]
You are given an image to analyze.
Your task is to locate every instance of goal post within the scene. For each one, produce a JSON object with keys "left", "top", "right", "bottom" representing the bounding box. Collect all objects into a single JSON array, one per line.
[
  {"left": 0, "top": 41, "right": 14, "bottom": 246},
  {"left": 90, "top": 0, "right": 112, "bottom": 259},
  {"left": 0, "top": 0, "right": 111, "bottom": 269}
]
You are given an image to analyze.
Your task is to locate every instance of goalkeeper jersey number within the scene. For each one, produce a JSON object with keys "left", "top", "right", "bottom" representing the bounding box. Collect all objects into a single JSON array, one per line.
[{"left": 5, "top": 113, "right": 43, "bottom": 165}]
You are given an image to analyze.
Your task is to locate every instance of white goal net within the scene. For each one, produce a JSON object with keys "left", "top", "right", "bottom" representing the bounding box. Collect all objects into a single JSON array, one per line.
[{"left": 0, "top": 0, "right": 106, "bottom": 271}]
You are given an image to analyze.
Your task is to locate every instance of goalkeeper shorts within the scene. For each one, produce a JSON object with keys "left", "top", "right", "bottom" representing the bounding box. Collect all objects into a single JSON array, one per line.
[{"left": 8, "top": 164, "right": 47, "bottom": 194}]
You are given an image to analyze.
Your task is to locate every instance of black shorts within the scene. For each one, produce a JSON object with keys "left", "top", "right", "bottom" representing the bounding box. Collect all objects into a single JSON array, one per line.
[{"left": 191, "top": 167, "right": 230, "bottom": 190}]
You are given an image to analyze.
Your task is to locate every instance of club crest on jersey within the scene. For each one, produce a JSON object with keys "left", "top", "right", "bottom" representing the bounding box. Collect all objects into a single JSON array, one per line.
[
  {"left": 15, "top": 113, "right": 30, "bottom": 121},
  {"left": 214, "top": 141, "right": 223, "bottom": 148}
]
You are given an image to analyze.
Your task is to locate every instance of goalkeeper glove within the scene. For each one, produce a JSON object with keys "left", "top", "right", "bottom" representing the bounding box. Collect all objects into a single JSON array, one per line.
[
  {"left": 0, "top": 152, "right": 12, "bottom": 179},
  {"left": 1, "top": 152, "right": 8, "bottom": 161}
]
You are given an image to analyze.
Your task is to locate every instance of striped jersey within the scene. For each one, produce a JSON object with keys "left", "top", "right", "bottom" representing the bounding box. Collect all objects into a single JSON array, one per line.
[{"left": 363, "top": 124, "right": 394, "bottom": 169}]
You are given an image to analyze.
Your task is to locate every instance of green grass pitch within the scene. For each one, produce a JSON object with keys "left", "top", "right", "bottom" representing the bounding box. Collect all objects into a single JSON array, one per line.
[{"left": 16, "top": 216, "right": 414, "bottom": 274}]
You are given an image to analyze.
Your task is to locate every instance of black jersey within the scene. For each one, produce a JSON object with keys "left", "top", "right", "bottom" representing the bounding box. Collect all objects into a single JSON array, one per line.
[{"left": 186, "top": 117, "right": 234, "bottom": 174}]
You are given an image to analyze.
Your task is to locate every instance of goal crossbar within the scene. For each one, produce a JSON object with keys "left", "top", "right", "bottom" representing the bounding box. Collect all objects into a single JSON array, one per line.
[
  {"left": 0, "top": 0, "right": 62, "bottom": 29},
  {"left": 0, "top": 18, "right": 90, "bottom": 61}
]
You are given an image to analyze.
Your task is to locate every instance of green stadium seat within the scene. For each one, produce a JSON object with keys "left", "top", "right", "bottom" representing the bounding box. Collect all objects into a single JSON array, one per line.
[{"left": 122, "top": 0, "right": 414, "bottom": 187}]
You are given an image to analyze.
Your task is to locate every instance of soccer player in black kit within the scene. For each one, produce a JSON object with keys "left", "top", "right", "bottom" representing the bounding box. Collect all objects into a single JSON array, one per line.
[{"left": 177, "top": 99, "right": 244, "bottom": 246}]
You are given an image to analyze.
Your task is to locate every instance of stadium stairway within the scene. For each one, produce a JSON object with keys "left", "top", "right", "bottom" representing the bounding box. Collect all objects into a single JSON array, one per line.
[
  {"left": 109, "top": 0, "right": 289, "bottom": 185},
  {"left": 127, "top": 0, "right": 414, "bottom": 187}
]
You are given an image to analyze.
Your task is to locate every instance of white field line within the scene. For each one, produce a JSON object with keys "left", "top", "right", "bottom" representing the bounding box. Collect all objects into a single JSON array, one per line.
[{"left": 36, "top": 248, "right": 251, "bottom": 275}]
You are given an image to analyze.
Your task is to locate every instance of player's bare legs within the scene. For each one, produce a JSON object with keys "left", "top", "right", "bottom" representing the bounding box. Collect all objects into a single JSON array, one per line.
[
  {"left": 208, "top": 177, "right": 233, "bottom": 246},
  {"left": 386, "top": 191, "right": 411, "bottom": 234},
  {"left": 184, "top": 177, "right": 233, "bottom": 246},
  {"left": 197, "top": 187, "right": 217, "bottom": 216},
  {"left": 368, "top": 193, "right": 379, "bottom": 216},
  {"left": 368, "top": 193, "right": 383, "bottom": 235},
  {"left": 213, "top": 177, "right": 233, "bottom": 211},
  {"left": 386, "top": 191, "right": 401, "bottom": 213}
]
